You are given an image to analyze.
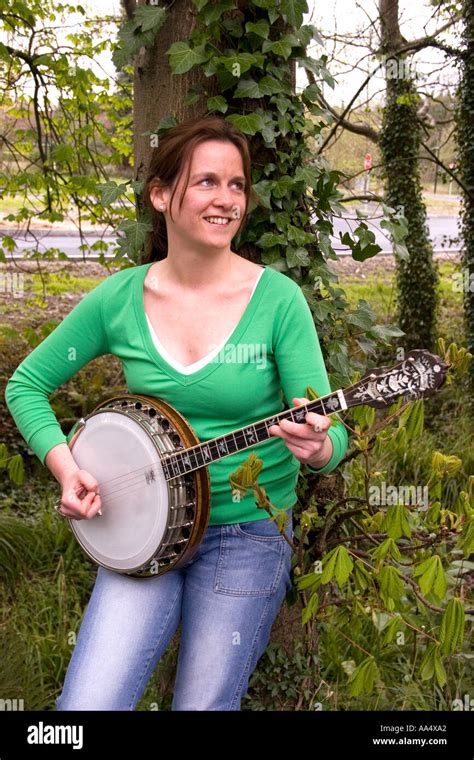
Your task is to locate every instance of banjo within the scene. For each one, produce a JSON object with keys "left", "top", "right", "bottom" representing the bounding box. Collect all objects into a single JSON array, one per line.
[{"left": 56, "top": 350, "right": 448, "bottom": 578}]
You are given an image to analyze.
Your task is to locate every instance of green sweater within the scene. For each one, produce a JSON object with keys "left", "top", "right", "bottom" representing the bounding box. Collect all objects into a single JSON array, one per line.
[{"left": 4, "top": 263, "right": 348, "bottom": 525}]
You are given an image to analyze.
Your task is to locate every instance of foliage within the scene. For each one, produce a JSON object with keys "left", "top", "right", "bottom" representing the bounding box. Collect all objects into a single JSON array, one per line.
[
  {"left": 230, "top": 341, "right": 473, "bottom": 704},
  {"left": 379, "top": 64, "right": 439, "bottom": 351},
  {"left": 455, "top": 0, "right": 474, "bottom": 410},
  {"left": 0, "top": 0, "right": 133, "bottom": 258}
]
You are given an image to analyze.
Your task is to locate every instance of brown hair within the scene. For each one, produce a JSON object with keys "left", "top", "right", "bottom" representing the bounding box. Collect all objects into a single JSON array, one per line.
[{"left": 141, "top": 115, "right": 259, "bottom": 262}]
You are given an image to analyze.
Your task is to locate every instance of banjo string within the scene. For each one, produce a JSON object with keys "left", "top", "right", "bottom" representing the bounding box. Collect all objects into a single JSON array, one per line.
[{"left": 69, "top": 427, "right": 260, "bottom": 504}]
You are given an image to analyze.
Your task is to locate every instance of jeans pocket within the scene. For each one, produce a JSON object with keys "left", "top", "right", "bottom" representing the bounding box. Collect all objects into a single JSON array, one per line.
[{"left": 214, "top": 510, "right": 293, "bottom": 597}]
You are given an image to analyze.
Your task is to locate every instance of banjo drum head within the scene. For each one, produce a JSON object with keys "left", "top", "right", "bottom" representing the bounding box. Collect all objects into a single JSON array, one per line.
[{"left": 69, "top": 410, "right": 169, "bottom": 573}]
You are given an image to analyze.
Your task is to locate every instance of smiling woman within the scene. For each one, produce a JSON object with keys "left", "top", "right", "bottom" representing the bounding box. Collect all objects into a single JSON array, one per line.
[{"left": 4, "top": 114, "right": 348, "bottom": 712}]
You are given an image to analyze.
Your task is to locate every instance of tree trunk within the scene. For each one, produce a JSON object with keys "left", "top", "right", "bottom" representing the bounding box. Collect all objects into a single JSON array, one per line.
[
  {"left": 133, "top": 0, "right": 222, "bottom": 185},
  {"left": 378, "top": 0, "right": 438, "bottom": 351},
  {"left": 456, "top": 0, "right": 474, "bottom": 409}
]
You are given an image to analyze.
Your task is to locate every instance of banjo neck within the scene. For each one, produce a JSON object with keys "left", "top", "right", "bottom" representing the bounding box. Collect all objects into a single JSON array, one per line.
[
  {"left": 161, "top": 388, "right": 347, "bottom": 480},
  {"left": 159, "top": 349, "right": 449, "bottom": 482}
]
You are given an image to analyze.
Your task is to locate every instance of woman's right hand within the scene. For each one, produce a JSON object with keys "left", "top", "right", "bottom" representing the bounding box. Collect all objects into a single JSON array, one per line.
[{"left": 58, "top": 469, "right": 102, "bottom": 520}]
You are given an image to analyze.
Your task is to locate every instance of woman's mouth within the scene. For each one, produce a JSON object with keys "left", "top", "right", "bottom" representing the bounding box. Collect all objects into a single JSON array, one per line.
[{"left": 204, "top": 217, "right": 231, "bottom": 227}]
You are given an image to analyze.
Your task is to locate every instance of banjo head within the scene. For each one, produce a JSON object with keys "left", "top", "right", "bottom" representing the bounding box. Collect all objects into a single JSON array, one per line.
[{"left": 66, "top": 395, "right": 210, "bottom": 577}]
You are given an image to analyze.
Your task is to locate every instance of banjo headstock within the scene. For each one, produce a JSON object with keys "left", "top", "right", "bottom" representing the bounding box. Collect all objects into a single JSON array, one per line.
[{"left": 344, "top": 350, "right": 450, "bottom": 409}]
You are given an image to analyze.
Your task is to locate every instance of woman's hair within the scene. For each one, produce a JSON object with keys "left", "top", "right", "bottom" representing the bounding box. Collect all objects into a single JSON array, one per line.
[{"left": 141, "top": 115, "right": 258, "bottom": 262}]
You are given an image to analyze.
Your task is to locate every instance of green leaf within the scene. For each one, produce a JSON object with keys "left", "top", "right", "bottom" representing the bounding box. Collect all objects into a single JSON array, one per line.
[
  {"left": 321, "top": 546, "right": 353, "bottom": 586},
  {"left": 207, "top": 95, "right": 228, "bottom": 113},
  {"left": 262, "top": 35, "right": 297, "bottom": 60},
  {"left": 439, "top": 598, "right": 464, "bottom": 656},
  {"left": 202, "top": 0, "right": 236, "bottom": 25},
  {"left": 286, "top": 246, "right": 310, "bottom": 268},
  {"left": 280, "top": 0, "right": 308, "bottom": 27},
  {"left": 215, "top": 52, "right": 265, "bottom": 75},
  {"left": 134, "top": 6, "right": 167, "bottom": 33},
  {"left": 116, "top": 218, "right": 153, "bottom": 257},
  {"left": 234, "top": 78, "right": 264, "bottom": 99},
  {"left": 98, "top": 182, "right": 128, "bottom": 206},
  {"left": 50, "top": 143, "right": 75, "bottom": 163},
  {"left": 434, "top": 648, "right": 447, "bottom": 688},
  {"left": 245, "top": 20, "right": 270, "bottom": 39},
  {"left": 379, "top": 566, "right": 404, "bottom": 606},
  {"left": 8, "top": 454, "right": 24, "bottom": 485},
  {"left": 382, "top": 504, "right": 412, "bottom": 539},
  {"left": 302, "top": 591, "right": 319, "bottom": 624},
  {"left": 167, "top": 41, "right": 209, "bottom": 74},
  {"left": 413, "top": 556, "right": 446, "bottom": 599},
  {"left": 420, "top": 643, "right": 436, "bottom": 681},
  {"left": 226, "top": 113, "right": 264, "bottom": 135},
  {"left": 333, "top": 545, "right": 354, "bottom": 587},
  {"left": 349, "top": 656, "right": 379, "bottom": 696},
  {"left": 320, "top": 547, "right": 338, "bottom": 584},
  {"left": 256, "top": 232, "right": 286, "bottom": 248},
  {"left": 459, "top": 515, "right": 474, "bottom": 558}
]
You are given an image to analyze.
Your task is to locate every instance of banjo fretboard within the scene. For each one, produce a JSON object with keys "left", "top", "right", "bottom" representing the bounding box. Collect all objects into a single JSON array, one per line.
[{"left": 160, "top": 389, "right": 348, "bottom": 480}]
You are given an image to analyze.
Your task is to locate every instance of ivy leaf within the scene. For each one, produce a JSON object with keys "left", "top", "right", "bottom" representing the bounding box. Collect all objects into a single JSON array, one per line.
[
  {"left": 340, "top": 222, "right": 382, "bottom": 262},
  {"left": 116, "top": 218, "right": 153, "bottom": 259},
  {"left": 234, "top": 78, "right": 264, "bottom": 99},
  {"left": 167, "top": 41, "right": 209, "bottom": 74},
  {"left": 286, "top": 246, "right": 310, "bottom": 268},
  {"left": 251, "top": 179, "right": 273, "bottom": 208},
  {"left": 346, "top": 303, "right": 377, "bottom": 330},
  {"left": 258, "top": 76, "right": 286, "bottom": 96},
  {"left": 245, "top": 20, "right": 270, "bottom": 38},
  {"left": 272, "top": 175, "right": 295, "bottom": 198},
  {"left": 215, "top": 52, "right": 265, "bottom": 75},
  {"left": 202, "top": 0, "right": 236, "bottom": 25},
  {"left": 262, "top": 35, "right": 297, "bottom": 60},
  {"left": 256, "top": 232, "right": 286, "bottom": 248},
  {"left": 368, "top": 323, "right": 405, "bottom": 342},
  {"left": 98, "top": 182, "right": 128, "bottom": 206},
  {"left": 207, "top": 95, "right": 228, "bottom": 113},
  {"left": 226, "top": 113, "right": 264, "bottom": 135},
  {"left": 281, "top": 0, "right": 308, "bottom": 28},
  {"left": 134, "top": 6, "right": 167, "bottom": 33}
]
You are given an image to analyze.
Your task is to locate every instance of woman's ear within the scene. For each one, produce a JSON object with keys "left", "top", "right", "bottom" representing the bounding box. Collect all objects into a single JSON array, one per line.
[{"left": 149, "top": 181, "right": 168, "bottom": 212}]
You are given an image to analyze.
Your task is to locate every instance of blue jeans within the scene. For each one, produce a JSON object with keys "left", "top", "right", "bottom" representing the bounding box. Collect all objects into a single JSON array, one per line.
[{"left": 56, "top": 509, "right": 293, "bottom": 711}]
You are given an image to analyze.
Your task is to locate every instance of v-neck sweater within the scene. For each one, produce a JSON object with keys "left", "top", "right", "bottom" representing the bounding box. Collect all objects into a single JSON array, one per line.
[
  {"left": 144, "top": 268, "right": 264, "bottom": 375},
  {"left": 4, "top": 262, "right": 348, "bottom": 525}
]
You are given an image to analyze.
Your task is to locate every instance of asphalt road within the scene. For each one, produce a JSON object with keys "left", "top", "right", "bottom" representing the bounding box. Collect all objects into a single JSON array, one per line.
[{"left": 0, "top": 215, "right": 460, "bottom": 260}]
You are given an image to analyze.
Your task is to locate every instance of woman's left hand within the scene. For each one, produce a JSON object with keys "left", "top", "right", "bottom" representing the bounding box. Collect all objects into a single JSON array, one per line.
[{"left": 268, "top": 397, "right": 333, "bottom": 468}]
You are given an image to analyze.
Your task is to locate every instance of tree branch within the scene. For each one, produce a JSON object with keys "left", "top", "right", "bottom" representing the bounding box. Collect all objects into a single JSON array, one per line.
[{"left": 121, "top": 0, "right": 137, "bottom": 20}]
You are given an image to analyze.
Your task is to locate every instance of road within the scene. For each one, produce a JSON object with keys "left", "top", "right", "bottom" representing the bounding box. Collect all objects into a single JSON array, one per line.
[{"left": 0, "top": 215, "right": 460, "bottom": 261}]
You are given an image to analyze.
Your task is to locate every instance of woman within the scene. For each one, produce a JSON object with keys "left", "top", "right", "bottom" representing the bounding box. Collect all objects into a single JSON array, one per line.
[{"left": 4, "top": 115, "right": 348, "bottom": 710}]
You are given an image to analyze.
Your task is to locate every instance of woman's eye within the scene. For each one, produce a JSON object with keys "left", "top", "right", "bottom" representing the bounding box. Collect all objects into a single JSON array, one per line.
[{"left": 200, "top": 178, "right": 244, "bottom": 189}]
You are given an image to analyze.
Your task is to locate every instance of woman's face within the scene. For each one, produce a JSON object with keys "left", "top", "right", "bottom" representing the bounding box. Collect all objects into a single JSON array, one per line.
[{"left": 151, "top": 139, "right": 247, "bottom": 254}]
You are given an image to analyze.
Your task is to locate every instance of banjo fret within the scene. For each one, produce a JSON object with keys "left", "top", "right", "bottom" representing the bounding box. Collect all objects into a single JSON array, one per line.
[{"left": 162, "top": 394, "right": 343, "bottom": 480}]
